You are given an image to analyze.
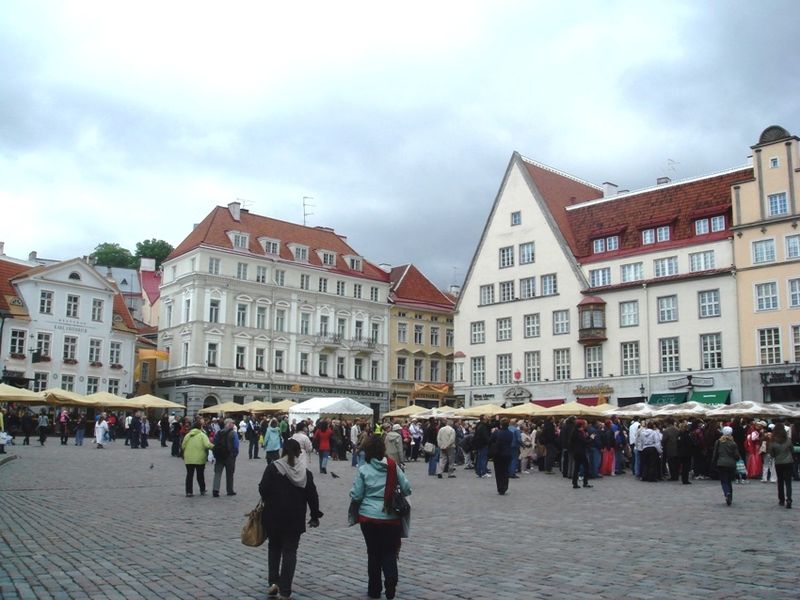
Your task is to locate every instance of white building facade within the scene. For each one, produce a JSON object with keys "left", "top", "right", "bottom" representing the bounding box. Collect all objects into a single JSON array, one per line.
[{"left": 156, "top": 202, "right": 392, "bottom": 416}]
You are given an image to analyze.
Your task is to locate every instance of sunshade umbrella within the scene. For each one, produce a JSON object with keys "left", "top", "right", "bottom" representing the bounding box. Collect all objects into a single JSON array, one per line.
[
  {"left": 383, "top": 405, "right": 428, "bottom": 418},
  {"left": 198, "top": 401, "right": 250, "bottom": 414},
  {"left": 705, "top": 401, "right": 797, "bottom": 419},
  {"left": 42, "top": 388, "right": 93, "bottom": 406},
  {"left": 652, "top": 401, "right": 716, "bottom": 418},
  {"left": 241, "top": 400, "right": 274, "bottom": 412},
  {"left": 496, "top": 402, "right": 549, "bottom": 417},
  {"left": 258, "top": 399, "right": 297, "bottom": 413},
  {"left": 0, "top": 383, "right": 45, "bottom": 403},
  {"left": 455, "top": 403, "right": 505, "bottom": 417},
  {"left": 84, "top": 391, "right": 144, "bottom": 409},
  {"left": 413, "top": 406, "right": 460, "bottom": 420},
  {"left": 606, "top": 402, "right": 657, "bottom": 419},
  {"left": 130, "top": 394, "right": 186, "bottom": 410},
  {"left": 539, "top": 400, "right": 613, "bottom": 418}
]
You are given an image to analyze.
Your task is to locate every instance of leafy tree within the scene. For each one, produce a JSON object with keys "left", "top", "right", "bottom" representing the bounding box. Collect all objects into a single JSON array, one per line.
[
  {"left": 91, "top": 243, "right": 136, "bottom": 268},
  {"left": 134, "top": 238, "right": 174, "bottom": 267}
]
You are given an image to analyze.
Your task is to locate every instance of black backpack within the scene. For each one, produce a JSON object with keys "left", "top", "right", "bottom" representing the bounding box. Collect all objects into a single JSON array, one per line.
[{"left": 213, "top": 429, "right": 230, "bottom": 460}]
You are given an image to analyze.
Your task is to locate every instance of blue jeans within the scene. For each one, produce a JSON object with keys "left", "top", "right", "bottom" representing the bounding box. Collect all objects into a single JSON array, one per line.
[
  {"left": 719, "top": 466, "right": 734, "bottom": 500},
  {"left": 509, "top": 449, "right": 519, "bottom": 475},
  {"left": 633, "top": 448, "right": 641, "bottom": 477},
  {"left": 476, "top": 447, "right": 489, "bottom": 477},
  {"left": 351, "top": 447, "right": 358, "bottom": 467},
  {"left": 614, "top": 448, "right": 624, "bottom": 473},
  {"left": 590, "top": 448, "right": 601, "bottom": 478},
  {"left": 75, "top": 429, "right": 85, "bottom": 445},
  {"left": 318, "top": 450, "right": 329, "bottom": 472},
  {"left": 427, "top": 447, "right": 439, "bottom": 475}
]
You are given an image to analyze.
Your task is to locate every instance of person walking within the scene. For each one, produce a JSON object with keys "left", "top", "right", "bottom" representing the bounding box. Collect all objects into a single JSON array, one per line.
[
  {"left": 385, "top": 424, "right": 405, "bottom": 468},
  {"left": 675, "top": 422, "right": 693, "bottom": 485},
  {"left": 259, "top": 439, "right": 323, "bottom": 600},
  {"left": 74, "top": 414, "right": 86, "bottom": 446},
  {"left": 95, "top": 413, "right": 109, "bottom": 449},
  {"left": 263, "top": 418, "right": 283, "bottom": 464},
  {"left": 489, "top": 418, "right": 513, "bottom": 495},
  {"left": 436, "top": 419, "right": 456, "bottom": 479},
  {"left": 245, "top": 415, "right": 260, "bottom": 460},
  {"left": 212, "top": 418, "right": 239, "bottom": 497},
  {"left": 769, "top": 423, "right": 793, "bottom": 508},
  {"left": 312, "top": 420, "right": 333, "bottom": 474},
  {"left": 350, "top": 435, "right": 411, "bottom": 600},
  {"left": 507, "top": 419, "right": 522, "bottom": 478},
  {"left": 473, "top": 415, "right": 491, "bottom": 478},
  {"left": 712, "top": 426, "right": 741, "bottom": 506},
  {"left": 570, "top": 419, "right": 593, "bottom": 489},
  {"left": 37, "top": 410, "right": 49, "bottom": 446},
  {"left": 58, "top": 409, "right": 70, "bottom": 445},
  {"left": 159, "top": 413, "right": 170, "bottom": 447},
  {"left": 140, "top": 416, "right": 150, "bottom": 448},
  {"left": 130, "top": 412, "right": 142, "bottom": 449},
  {"left": 182, "top": 420, "right": 213, "bottom": 497}
]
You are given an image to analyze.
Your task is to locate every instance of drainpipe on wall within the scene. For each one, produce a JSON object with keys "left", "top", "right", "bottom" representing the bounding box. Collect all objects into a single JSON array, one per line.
[{"left": 643, "top": 283, "right": 651, "bottom": 400}]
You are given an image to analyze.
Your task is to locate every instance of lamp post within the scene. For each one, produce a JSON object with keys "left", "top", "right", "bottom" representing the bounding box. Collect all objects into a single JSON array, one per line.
[{"left": 639, "top": 383, "right": 646, "bottom": 403}]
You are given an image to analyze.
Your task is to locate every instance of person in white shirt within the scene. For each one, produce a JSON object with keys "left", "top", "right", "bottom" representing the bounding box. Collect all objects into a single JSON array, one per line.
[
  {"left": 291, "top": 421, "right": 314, "bottom": 471},
  {"left": 629, "top": 419, "right": 641, "bottom": 478},
  {"left": 95, "top": 413, "right": 109, "bottom": 449},
  {"left": 436, "top": 419, "right": 457, "bottom": 479},
  {"left": 350, "top": 420, "right": 361, "bottom": 467},
  {"left": 639, "top": 422, "right": 663, "bottom": 482}
]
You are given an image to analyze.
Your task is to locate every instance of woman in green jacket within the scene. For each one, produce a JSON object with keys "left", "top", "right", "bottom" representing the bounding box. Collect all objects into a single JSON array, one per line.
[
  {"left": 182, "top": 421, "right": 214, "bottom": 497},
  {"left": 769, "top": 423, "right": 793, "bottom": 508}
]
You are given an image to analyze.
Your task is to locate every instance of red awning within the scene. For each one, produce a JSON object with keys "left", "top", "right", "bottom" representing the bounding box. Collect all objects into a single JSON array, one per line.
[
  {"left": 531, "top": 398, "right": 565, "bottom": 408},
  {"left": 576, "top": 397, "right": 599, "bottom": 406}
]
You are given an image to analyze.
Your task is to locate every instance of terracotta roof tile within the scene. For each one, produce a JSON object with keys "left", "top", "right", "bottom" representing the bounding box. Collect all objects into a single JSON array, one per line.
[
  {"left": 140, "top": 270, "right": 161, "bottom": 303},
  {"left": 168, "top": 206, "right": 389, "bottom": 283},
  {"left": 390, "top": 264, "right": 456, "bottom": 312},
  {"left": 111, "top": 287, "right": 138, "bottom": 332},
  {"left": 0, "top": 258, "right": 32, "bottom": 314}
]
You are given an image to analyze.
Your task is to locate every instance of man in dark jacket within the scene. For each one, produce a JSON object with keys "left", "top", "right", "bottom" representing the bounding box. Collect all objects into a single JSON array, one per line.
[
  {"left": 560, "top": 417, "right": 575, "bottom": 478},
  {"left": 489, "top": 419, "right": 514, "bottom": 495},
  {"left": 245, "top": 415, "right": 260, "bottom": 460},
  {"left": 473, "top": 416, "right": 491, "bottom": 478},
  {"left": 569, "top": 420, "right": 593, "bottom": 489},
  {"left": 541, "top": 417, "right": 557, "bottom": 474},
  {"left": 675, "top": 423, "right": 693, "bottom": 484},
  {"left": 130, "top": 412, "right": 141, "bottom": 449},
  {"left": 212, "top": 419, "right": 239, "bottom": 497}
]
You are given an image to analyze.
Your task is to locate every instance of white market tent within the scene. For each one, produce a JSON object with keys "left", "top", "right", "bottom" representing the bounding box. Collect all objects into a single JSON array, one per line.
[{"left": 288, "top": 396, "right": 373, "bottom": 424}]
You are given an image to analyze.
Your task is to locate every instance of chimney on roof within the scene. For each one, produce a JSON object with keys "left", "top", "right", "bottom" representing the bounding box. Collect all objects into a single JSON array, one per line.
[
  {"left": 28, "top": 251, "right": 37, "bottom": 261},
  {"left": 0, "top": 241, "right": 4, "bottom": 256},
  {"left": 379, "top": 263, "right": 392, "bottom": 273},
  {"left": 656, "top": 176, "right": 671, "bottom": 185},
  {"left": 602, "top": 182, "right": 618, "bottom": 198},
  {"left": 228, "top": 201, "right": 241, "bottom": 221},
  {"left": 449, "top": 284, "right": 461, "bottom": 297},
  {"left": 140, "top": 257, "right": 156, "bottom": 272}
]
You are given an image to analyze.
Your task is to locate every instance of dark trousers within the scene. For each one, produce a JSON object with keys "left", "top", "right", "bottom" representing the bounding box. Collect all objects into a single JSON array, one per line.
[
  {"left": 140, "top": 433, "right": 148, "bottom": 448},
  {"left": 677, "top": 456, "right": 691, "bottom": 483},
  {"left": 719, "top": 466, "right": 734, "bottom": 500},
  {"left": 572, "top": 453, "right": 589, "bottom": 487},
  {"left": 411, "top": 440, "right": 421, "bottom": 461},
  {"left": 130, "top": 430, "right": 140, "bottom": 449},
  {"left": 475, "top": 447, "right": 488, "bottom": 477},
  {"left": 60, "top": 424, "right": 69, "bottom": 444},
  {"left": 213, "top": 456, "right": 236, "bottom": 494},
  {"left": 776, "top": 463, "right": 793, "bottom": 504},
  {"left": 248, "top": 438, "right": 259, "bottom": 459},
  {"left": 493, "top": 455, "right": 511, "bottom": 494},
  {"left": 160, "top": 429, "right": 168, "bottom": 447},
  {"left": 171, "top": 436, "right": 181, "bottom": 456},
  {"left": 544, "top": 443, "right": 557, "bottom": 472},
  {"left": 125, "top": 429, "right": 131, "bottom": 445},
  {"left": 268, "top": 531, "right": 301, "bottom": 597},
  {"left": 641, "top": 447, "right": 660, "bottom": 482},
  {"left": 667, "top": 457, "right": 680, "bottom": 480},
  {"left": 359, "top": 521, "right": 401, "bottom": 597},
  {"left": 38, "top": 426, "right": 47, "bottom": 445},
  {"left": 185, "top": 464, "right": 206, "bottom": 494}
]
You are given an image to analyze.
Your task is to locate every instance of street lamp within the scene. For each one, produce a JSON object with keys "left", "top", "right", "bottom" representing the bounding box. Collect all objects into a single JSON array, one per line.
[{"left": 639, "top": 383, "right": 646, "bottom": 403}]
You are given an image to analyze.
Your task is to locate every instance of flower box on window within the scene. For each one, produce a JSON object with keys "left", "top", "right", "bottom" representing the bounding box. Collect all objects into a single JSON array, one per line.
[
  {"left": 63, "top": 358, "right": 78, "bottom": 365},
  {"left": 110, "top": 363, "right": 123, "bottom": 370},
  {"left": 9, "top": 352, "right": 25, "bottom": 360},
  {"left": 90, "top": 361, "right": 103, "bottom": 368}
]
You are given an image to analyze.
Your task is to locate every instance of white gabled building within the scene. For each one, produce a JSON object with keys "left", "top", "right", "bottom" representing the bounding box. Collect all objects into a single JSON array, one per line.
[
  {"left": 454, "top": 153, "right": 751, "bottom": 408},
  {"left": 156, "top": 202, "right": 392, "bottom": 416},
  {"left": 0, "top": 254, "right": 138, "bottom": 395}
]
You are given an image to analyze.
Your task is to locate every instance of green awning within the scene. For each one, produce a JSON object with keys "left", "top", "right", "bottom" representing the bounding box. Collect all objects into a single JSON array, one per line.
[
  {"left": 690, "top": 389, "right": 731, "bottom": 404},
  {"left": 648, "top": 392, "right": 688, "bottom": 405}
]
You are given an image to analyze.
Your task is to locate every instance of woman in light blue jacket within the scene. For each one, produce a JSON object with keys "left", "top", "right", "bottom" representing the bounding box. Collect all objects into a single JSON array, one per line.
[
  {"left": 350, "top": 435, "right": 411, "bottom": 600},
  {"left": 263, "top": 418, "right": 283, "bottom": 464}
]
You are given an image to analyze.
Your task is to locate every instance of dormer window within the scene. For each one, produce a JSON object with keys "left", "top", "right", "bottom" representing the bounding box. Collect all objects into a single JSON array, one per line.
[
  {"left": 349, "top": 256, "right": 363, "bottom": 271},
  {"left": 695, "top": 215, "right": 726, "bottom": 236},
  {"left": 592, "top": 235, "right": 619, "bottom": 254},
  {"left": 289, "top": 244, "right": 309, "bottom": 262},
  {"left": 258, "top": 237, "right": 280, "bottom": 255},
  {"left": 656, "top": 226, "right": 670, "bottom": 242},
  {"left": 231, "top": 232, "right": 249, "bottom": 249},
  {"left": 320, "top": 251, "right": 336, "bottom": 266}
]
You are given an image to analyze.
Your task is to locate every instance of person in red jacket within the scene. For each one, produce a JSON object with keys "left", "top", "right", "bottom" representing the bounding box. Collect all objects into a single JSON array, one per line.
[{"left": 313, "top": 420, "right": 333, "bottom": 474}]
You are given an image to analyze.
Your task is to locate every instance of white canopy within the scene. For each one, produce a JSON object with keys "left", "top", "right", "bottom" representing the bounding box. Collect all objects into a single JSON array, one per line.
[{"left": 288, "top": 396, "right": 373, "bottom": 424}]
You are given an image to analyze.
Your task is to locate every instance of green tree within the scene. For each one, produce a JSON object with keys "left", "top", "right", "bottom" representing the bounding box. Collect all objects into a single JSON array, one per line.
[
  {"left": 134, "top": 238, "right": 174, "bottom": 268},
  {"left": 91, "top": 243, "right": 136, "bottom": 268}
]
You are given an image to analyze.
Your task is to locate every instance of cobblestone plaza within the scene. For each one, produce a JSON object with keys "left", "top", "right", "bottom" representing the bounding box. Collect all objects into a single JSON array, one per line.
[{"left": 0, "top": 441, "right": 796, "bottom": 599}]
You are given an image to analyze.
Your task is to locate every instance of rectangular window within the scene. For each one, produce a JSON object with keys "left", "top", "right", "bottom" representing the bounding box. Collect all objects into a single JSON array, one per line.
[
  {"left": 554, "top": 349, "right": 570, "bottom": 380},
  {"left": 318, "top": 278, "right": 328, "bottom": 293},
  {"left": 209, "top": 299, "right": 220, "bottom": 323},
  {"left": 429, "top": 359, "right": 440, "bottom": 382},
  {"left": 107, "top": 378, "right": 120, "bottom": 395},
  {"left": 524, "top": 351, "right": 540, "bottom": 382},
  {"left": 274, "top": 350, "right": 284, "bottom": 373},
  {"left": 445, "top": 328, "right": 454, "bottom": 347},
  {"left": 371, "top": 360, "right": 380, "bottom": 381},
  {"left": 519, "top": 277, "right": 536, "bottom": 299},
  {"left": 789, "top": 278, "right": 800, "bottom": 308},
  {"left": 621, "top": 262, "right": 643, "bottom": 283},
  {"left": 541, "top": 274, "right": 557, "bottom": 296},
  {"left": 414, "top": 324, "right": 424, "bottom": 344},
  {"left": 585, "top": 346, "right": 603, "bottom": 378},
  {"left": 606, "top": 235, "right": 619, "bottom": 251},
  {"left": 299, "top": 352, "right": 309, "bottom": 375},
  {"left": 698, "top": 290, "right": 721, "bottom": 318},
  {"left": 413, "top": 358, "right": 423, "bottom": 381},
  {"left": 86, "top": 376, "right": 99, "bottom": 395},
  {"left": 182, "top": 342, "right": 189, "bottom": 367},
  {"left": 10, "top": 329, "right": 25, "bottom": 355},
  {"left": 694, "top": 218, "right": 709, "bottom": 235},
  {"left": 690, "top": 250, "right": 715, "bottom": 272},
  {"left": 620, "top": 300, "right": 639, "bottom": 327},
  {"left": 184, "top": 298, "right": 191, "bottom": 322},
  {"left": 300, "top": 274, "right": 310, "bottom": 290},
  {"left": 300, "top": 313, "right": 311, "bottom": 336},
  {"left": 593, "top": 238, "right": 605, "bottom": 254},
  {"left": 39, "top": 290, "right": 53, "bottom": 314},
  {"left": 753, "top": 239, "right": 776, "bottom": 264},
  {"left": 470, "top": 321, "right": 485, "bottom": 344},
  {"left": 758, "top": 328, "right": 781, "bottom": 365},
  {"left": 654, "top": 256, "right": 678, "bottom": 278},
  {"left": 233, "top": 233, "right": 248, "bottom": 248},
  {"left": 275, "top": 309, "right": 286, "bottom": 332},
  {"left": 353, "top": 284, "right": 362, "bottom": 299},
  {"left": 208, "top": 257, "right": 220, "bottom": 275},
  {"left": 336, "top": 281, "right": 346, "bottom": 296},
  {"left": 511, "top": 211, "right": 521, "bottom": 226},
  {"left": 768, "top": 192, "right": 788, "bottom": 216},
  {"left": 701, "top": 333, "right": 722, "bottom": 369},
  {"left": 319, "top": 354, "right": 328, "bottom": 376},
  {"left": 207, "top": 343, "right": 218, "bottom": 367},
  {"left": 524, "top": 313, "right": 540, "bottom": 338},
  {"left": 396, "top": 357, "right": 407, "bottom": 380},
  {"left": 319, "top": 316, "right": 329, "bottom": 337},
  {"left": 255, "top": 347, "right": 265, "bottom": 371},
  {"left": 109, "top": 342, "right": 121, "bottom": 365},
  {"left": 479, "top": 284, "right": 495, "bottom": 305},
  {"left": 235, "top": 345, "right": 246, "bottom": 370},
  {"left": 91, "top": 298, "right": 103, "bottom": 322},
  {"left": 274, "top": 270, "right": 285, "bottom": 286},
  {"left": 430, "top": 327, "right": 440, "bottom": 346},
  {"left": 60, "top": 374, "right": 75, "bottom": 392},
  {"left": 657, "top": 295, "right": 678, "bottom": 323},
  {"left": 33, "top": 372, "right": 48, "bottom": 392},
  {"left": 37, "top": 332, "right": 51, "bottom": 358},
  {"left": 496, "top": 317, "right": 512, "bottom": 341},
  {"left": 471, "top": 356, "right": 485, "bottom": 386},
  {"left": 786, "top": 235, "right": 800, "bottom": 259},
  {"left": 321, "top": 251, "right": 335, "bottom": 266},
  {"left": 793, "top": 325, "right": 800, "bottom": 362},
  {"left": 337, "top": 317, "right": 346, "bottom": 339},
  {"left": 519, "top": 242, "right": 535, "bottom": 264},
  {"left": 63, "top": 335, "right": 78, "bottom": 361},
  {"left": 397, "top": 322, "right": 407, "bottom": 343},
  {"left": 659, "top": 337, "right": 680, "bottom": 373},
  {"left": 553, "top": 310, "right": 570, "bottom": 335},
  {"left": 656, "top": 225, "right": 670, "bottom": 242},
  {"left": 711, "top": 215, "right": 725, "bottom": 232},
  {"left": 499, "top": 281, "right": 515, "bottom": 302},
  {"left": 165, "top": 304, "right": 173, "bottom": 328},
  {"left": 256, "top": 306, "right": 267, "bottom": 329},
  {"left": 236, "top": 303, "right": 248, "bottom": 327},
  {"left": 66, "top": 294, "right": 79, "bottom": 318},
  {"left": 589, "top": 268, "right": 611, "bottom": 287},
  {"left": 621, "top": 341, "right": 640, "bottom": 376},
  {"left": 354, "top": 357, "right": 364, "bottom": 380},
  {"left": 497, "top": 354, "right": 512, "bottom": 385},
  {"left": 370, "top": 287, "right": 379, "bottom": 302},
  {"left": 371, "top": 322, "right": 380, "bottom": 343},
  {"left": 88, "top": 339, "right": 102, "bottom": 364},
  {"left": 349, "top": 257, "right": 363, "bottom": 271},
  {"left": 293, "top": 246, "right": 308, "bottom": 261},
  {"left": 642, "top": 229, "right": 655, "bottom": 245},
  {"left": 499, "top": 246, "right": 514, "bottom": 268},
  {"left": 256, "top": 265, "right": 268, "bottom": 283},
  {"left": 236, "top": 262, "right": 248, "bottom": 280},
  {"left": 755, "top": 282, "right": 779, "bottom": 311}
]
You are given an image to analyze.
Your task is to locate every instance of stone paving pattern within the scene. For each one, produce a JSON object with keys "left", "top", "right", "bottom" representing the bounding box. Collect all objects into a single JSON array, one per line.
[{"left": 0, "top": 438, "right": 796, "bottom": 599}]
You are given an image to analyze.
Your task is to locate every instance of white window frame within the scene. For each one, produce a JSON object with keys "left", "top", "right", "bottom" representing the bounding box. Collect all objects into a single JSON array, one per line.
[
  {"left": 698, "top": 289, "right": 721, "bottom": 318},
  {"left": 554, "top": 348, "right": 570, "bottom": 381},
  {"left": 659, "top": 337, "right": 680, "bottom": 373},
  {"left": 657, "top": 295, "right": 678, "bottom": 323},
  {"left": 519, "top": 242, "right": 535, "bottom": 264},
  {"left": 786, "top": 234, "right": 800, "bottom": 260},
  {"left": 520, "top": 277, "right": 536, "bottom": 299},
  {"left": 553, "top": 310, "right": 570, "bottom": 335},
  {"left": 656, "top": 225, "right": 671, "bottom": 242},
  {"left": 479, "top": 284, "right": 495, "bottom": 305},
  {"left": 541, "top": 274, "right": 557, "bottom": 296},
  {"left": 654, "top": 256, "right": 678, "bottom": 278},
  {"left": 768, "top": 192, "right": 788, "bottom": 217},
  {"left": 499, "top": 281, "right": 515, "bottom": 303},
  {"left": 496, "top": 317, "right": 512, "bottom": 341},
  {"left": 700, "top": 332, "right": 722, "bottom": 370},
  {"left": 471, "top": 356, "right": 485, "bottom": 386},
  {"left": 524, "top": 351, "right": 540, "bottom": 383},
  {"left": 497, "top": 354, "right": 512, "bottom": 385},
  {"left": 589, "top": 267, "right": 611, "bottom": 287},
  {"left": 208, "top": 257, "right": 221, "bottom": 275},
  {"left": 711, "top": 215, "right": 725, "bottom": 232},
  {"left": 511, "top": 211, "right": 521, "bottom": 226},
  {"left": 694, "top": 218, "right": 709, "bottom": 235},
  {"left": 758, "top": 328, "right": 781, "bottom": 365},
  {"left": 689, "top": 250, "right": 715, "bottom": 272},
  {"left": 523, "top": 313, "right": 540, "bottom": 338},
  {"left": 752, "top": 239, "right": 776, "bottom": 264},
  {"left": 755, "top": 281, "right": 779, "bottom": 311},
  {"left": 499, "top": 246, "right": 514, "bottom": 268},
  {"left": 585, "top": 346, "right": 603, "bottom": 379},
  {"left": 621, "top": 341, "right": 640, "bottom": 376},
  {"left": 621, "top": 262, "right": 643, "bottom": 283},
  {"left": 470, "top": 321, "right": 485, "bottom": 344},
  {"left": 789, "top": 278, "right": 800, "bottom": 308},
  {"left": 619, "top": 301, "right": 639, "bottom": 327},
  {"left": 642, "top": 229, "right": 655, "bottom": 245}
]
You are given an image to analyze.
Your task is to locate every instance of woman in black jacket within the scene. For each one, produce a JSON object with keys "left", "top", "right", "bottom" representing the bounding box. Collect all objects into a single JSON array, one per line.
[
  {"left": 259, "top": 438, "right": 323, "bottom": 600},
  {"left": 489, "top": 419, "right": 513, "bottom": 495},
  {"left": 569, "top": 419, "right": 593, "bottom": 489}
]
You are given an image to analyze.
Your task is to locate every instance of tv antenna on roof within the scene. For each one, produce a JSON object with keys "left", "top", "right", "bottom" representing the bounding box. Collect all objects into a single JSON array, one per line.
[
  {"left": 237, "top": 197, "right": 254, "bottom": 210},
  {"left": 665, "top": 159, "right": 679, "bottom": 175},
  {"left": 303, "top": 196, "right": 315, "bottom": 226}
]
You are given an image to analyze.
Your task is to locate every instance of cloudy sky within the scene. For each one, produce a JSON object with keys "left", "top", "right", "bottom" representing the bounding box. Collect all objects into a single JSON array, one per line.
[{"left": 1, "top": 1, "right": 797, "bottom": 288}]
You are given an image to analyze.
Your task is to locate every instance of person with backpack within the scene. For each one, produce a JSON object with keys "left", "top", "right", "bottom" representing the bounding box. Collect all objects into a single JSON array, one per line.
[{"left": 212, "top": 418, "right": 239, "bottom": 497}]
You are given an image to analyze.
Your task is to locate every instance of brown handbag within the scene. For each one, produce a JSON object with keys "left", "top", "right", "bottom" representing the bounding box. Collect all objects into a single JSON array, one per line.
[{"left": 241, "top": 501, "right": 265, "bottom": 547}]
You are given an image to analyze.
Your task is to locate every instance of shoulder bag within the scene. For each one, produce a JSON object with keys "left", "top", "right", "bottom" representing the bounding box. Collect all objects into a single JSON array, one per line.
[{"left": 241, "top": 500, "right": 265, "bottom": 547}]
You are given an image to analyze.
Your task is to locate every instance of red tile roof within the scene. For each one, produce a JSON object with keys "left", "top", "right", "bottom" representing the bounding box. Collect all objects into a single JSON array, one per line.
[
  {"left": 169, "top": 205, "right": 390, "bottom": 283},
  {"left": 111, "top": 287, "right": 138, "bottom": 332},
  {"left": 0, "top": 258, "right": 31, "bottom": 314},
  {"left": 140, "top": 269, "right": 161, "bottom": 304},
  {"left": 390, "top": 264, "right": 456, "bottom": 312}
]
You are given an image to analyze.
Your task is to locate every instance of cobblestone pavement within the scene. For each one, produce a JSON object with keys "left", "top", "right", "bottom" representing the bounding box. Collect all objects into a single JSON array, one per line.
[{"left": 0, "top": 439, "right": 796, "bottom": 600}]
